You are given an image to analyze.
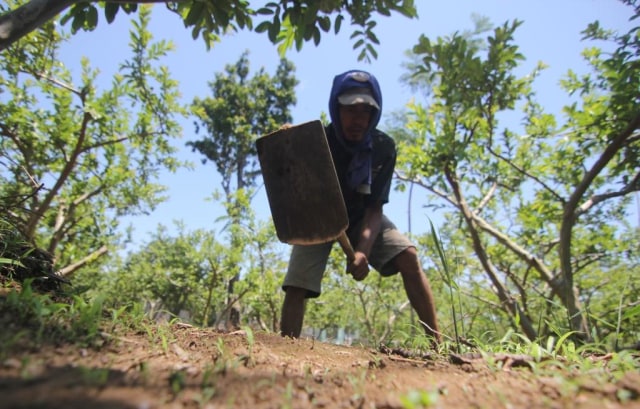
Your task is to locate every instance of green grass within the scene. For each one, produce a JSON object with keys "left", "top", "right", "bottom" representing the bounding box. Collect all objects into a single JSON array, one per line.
[
  {"left": 1, "top": 269, "right": 637, "bottom": 402},
  {"left": 0, "top": 278, "right": 152, "bottom": 357}
]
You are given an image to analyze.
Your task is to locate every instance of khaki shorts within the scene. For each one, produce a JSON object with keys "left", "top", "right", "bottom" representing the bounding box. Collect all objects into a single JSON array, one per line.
[{"left": 282, "top": 215, "right": 415, "bottom": 298}]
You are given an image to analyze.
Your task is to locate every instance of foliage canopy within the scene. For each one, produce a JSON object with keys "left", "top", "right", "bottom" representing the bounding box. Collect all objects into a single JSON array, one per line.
[
  {"left": 393, "top": 1, "right": 639, "bottom": 344},
  {"left": 0, "top": 0, "right": 417, "bottom": 61}
]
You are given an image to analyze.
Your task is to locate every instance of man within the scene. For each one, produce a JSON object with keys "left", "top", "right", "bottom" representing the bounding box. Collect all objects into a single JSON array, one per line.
[{"left": 280, "top": 69, "right": 441, "bottom": 345}]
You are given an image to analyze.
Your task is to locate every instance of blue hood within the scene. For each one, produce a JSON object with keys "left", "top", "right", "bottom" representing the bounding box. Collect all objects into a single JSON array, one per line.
[
  {"left": 329, "top": 70, "right": 382, "bottom": 136},
  {"left": 328, "top": 70, "right": 383, "bottom": 194}
]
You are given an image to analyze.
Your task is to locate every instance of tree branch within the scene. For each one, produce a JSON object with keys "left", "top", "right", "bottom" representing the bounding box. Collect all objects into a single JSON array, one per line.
[
  {"left": 48, "top": 185, "right": 104, "bottom": 254},
  {"left": 443, "top": 163, "right": 538, "bottom": 340},
  {"left": 486, "top": 144, "right": 564, "bottom": 203},
  {"left": 577, "top": 170, "right": 640, "bottom": 216},
  {"left": 559, "top": 111, "right": 640, "bottom": 336},
  {"left": 475, "top": 180, "right": 497, "bottom": 214},
  {"left": 377, "top": 300, "right": 410, "bottom": 345},
  {"left": 0, "top": 0, "right": 75, "bottom": 51},
  {"left": 81, "top": 135, "right": 130, "bottom": 152},
  {"left": 25, "top": 110, "right": 92, "bottom": 238},
  {"left": 394, "top": 171, "right": 458, "bottom": 207},
  {"left": 26, "top": 69, "right": 82, "bottom": 96},
  {"left": 0, "top": 0, "right": 179, "bottom": 51},
  {"left": 57, "top": 244, "right": 108, "bottom": 277}
]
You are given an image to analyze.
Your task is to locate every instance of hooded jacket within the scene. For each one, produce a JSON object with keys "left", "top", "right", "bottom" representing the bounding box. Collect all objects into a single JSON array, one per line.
[
  {"left": 328, "top": 70, "right": 383, "bottom": 194},
  {"left": 326, "top": 70, "right": 396, "bottom": 225}
]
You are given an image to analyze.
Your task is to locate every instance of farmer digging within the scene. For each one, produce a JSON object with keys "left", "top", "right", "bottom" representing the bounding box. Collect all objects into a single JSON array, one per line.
[{"left": 279, "top": 70, "right": 442, "bottom": 345}]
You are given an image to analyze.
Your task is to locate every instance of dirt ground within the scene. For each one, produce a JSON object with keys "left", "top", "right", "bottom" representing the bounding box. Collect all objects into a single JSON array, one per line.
[{"left": 1, "top": 324, "right": 639, "bottom": 409}]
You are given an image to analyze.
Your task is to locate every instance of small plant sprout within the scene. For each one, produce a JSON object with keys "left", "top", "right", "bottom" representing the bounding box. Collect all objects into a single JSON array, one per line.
[
  {"left": 282, "top": 380, "right": 294, "bottom": 409},
  {"left": 241, "top": 325, "right": 256, "bottom": 367},
  {"left": 213, "top": 337, "right": 237, "bottom": 374},
  {"left": 196, "top": 386, "right": 216, "bottom": 408},
  {"left": 399, "top": 389, "right": 438, "bottom": 409},
  {"left": 79, "top": 366, "right": 110, "bottom": 387},
  {"left": 348, "top": 368, "right": 368, "bottom": 406},
  {"left": 429, "top": 220, "right": 462, "bottom": 353},
  {"left": 169, "top": 370, "right": 186, "bottom": 395}
]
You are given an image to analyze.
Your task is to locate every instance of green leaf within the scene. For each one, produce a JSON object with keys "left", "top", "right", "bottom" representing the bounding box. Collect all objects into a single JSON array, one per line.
[
  {"left": 184, "top": 1, "right": 205, "bottom": 27},
  {"left": 105, "top": 3, "right": 119, "bottom": 24},
  {"left": 318, "top": 16, "right": 331, "bottom": 32},
  {"left": 255, "top": 21, "right": 271, "bottom": 34},
  {"left": 71, "top": 10, "right": 85, "bottom": 33},
  {"left": 352, "top": 38, "right": 364, "bottom": 50},
  {"left": 256, "top": 7, "right": 274, "bottom": 16},
  {"left": 334, "top": 14, "right": 343, "bottom": 34},
  {"left": 622, "top": 304, "right": 640, "bottom": 320},
  {"left": 60, "top": 10, "right": 73, "bottom": 26},
  {"left": 86, "top": 6, "right": 99, "bottom": 29},
  {"left": 0, "top": 257, "right": 25, "bottom": 268},
  {"left": 191, "top": 25, "right": 201, "bottom": 40},
  {"left": 268, "top": 16, "right": 280, "bottom": 43}
]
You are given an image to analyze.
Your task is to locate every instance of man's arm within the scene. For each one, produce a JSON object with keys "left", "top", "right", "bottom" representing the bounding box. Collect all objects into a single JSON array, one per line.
[{"left": 348, "top": 202, "right": 383, "bottom": 281}]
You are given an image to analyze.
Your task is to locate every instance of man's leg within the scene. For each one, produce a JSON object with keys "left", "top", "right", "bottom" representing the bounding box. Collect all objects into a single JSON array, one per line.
[
  {"left": 394, "top": 247, "right": 442, "bottom": 345},
  {"left": 280, "top": 243, "right": 332, "bottom": 338},
  {"left": 280, "top": 286, "right": 307, "bottom": 338}
]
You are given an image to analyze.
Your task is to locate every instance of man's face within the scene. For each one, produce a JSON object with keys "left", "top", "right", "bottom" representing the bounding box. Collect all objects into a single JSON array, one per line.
[{"left": 339, "top": 104, "right": 374, "bottom": 143}]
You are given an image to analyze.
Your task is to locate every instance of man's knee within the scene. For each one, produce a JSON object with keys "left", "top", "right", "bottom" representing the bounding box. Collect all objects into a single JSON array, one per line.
[
  {"left": 395, "top": 246, "right": 421, "bottom": 274},
  {"left": 283, "top": 286, "right": 308, "bottom": 307}
]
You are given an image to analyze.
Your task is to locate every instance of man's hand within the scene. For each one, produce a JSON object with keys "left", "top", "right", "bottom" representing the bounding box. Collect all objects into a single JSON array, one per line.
[{"left": 347, "top": 252, "right": 370, "bottom": 281}]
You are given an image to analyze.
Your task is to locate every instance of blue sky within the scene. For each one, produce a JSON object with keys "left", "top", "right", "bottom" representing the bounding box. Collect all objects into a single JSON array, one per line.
[{"left": 58, "top": 1, "right": 636, "bottom": 250}]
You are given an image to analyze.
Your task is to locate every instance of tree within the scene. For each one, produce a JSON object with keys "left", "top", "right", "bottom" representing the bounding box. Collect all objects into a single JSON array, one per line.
[
  {"left": 0, "top": 0, "right": 418, "bottom": 62},
  {"left": 89, "top": 223, "right": 238, "bottom": 327},
  {"left": 556, "top": 1, "right": 640, "bottom": 339},
  {"left": 394, "top": 5, "right": 639, "bottom": 343},
  {"left": 227, "top": 207, "right": 288, "bottom": 332},
  {"left": 0, "top": 5, "right": 186, "bottom": 275},
  {"left": 189, "top": 52, "right": 298, "bottom": 197},
  {"left": 86, "top": 212, "right": 288, "bottom": 330},
  {"left": 187, "top": 53, "right": 298, "bottom": 328}
]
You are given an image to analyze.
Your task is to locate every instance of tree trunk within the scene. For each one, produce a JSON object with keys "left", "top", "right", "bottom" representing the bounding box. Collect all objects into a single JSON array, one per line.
[
  {"left": 471, "top": 211, "right": 589, "bottom": 339},
  {"left": 0, "top": 0, "right": 77, "bottom": 51},
  {"left": 558, "top": 113, "right": 640, "bottom": 340},
  {"left": 444, "top": 166, "right": 538, "bottom": 341}
]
